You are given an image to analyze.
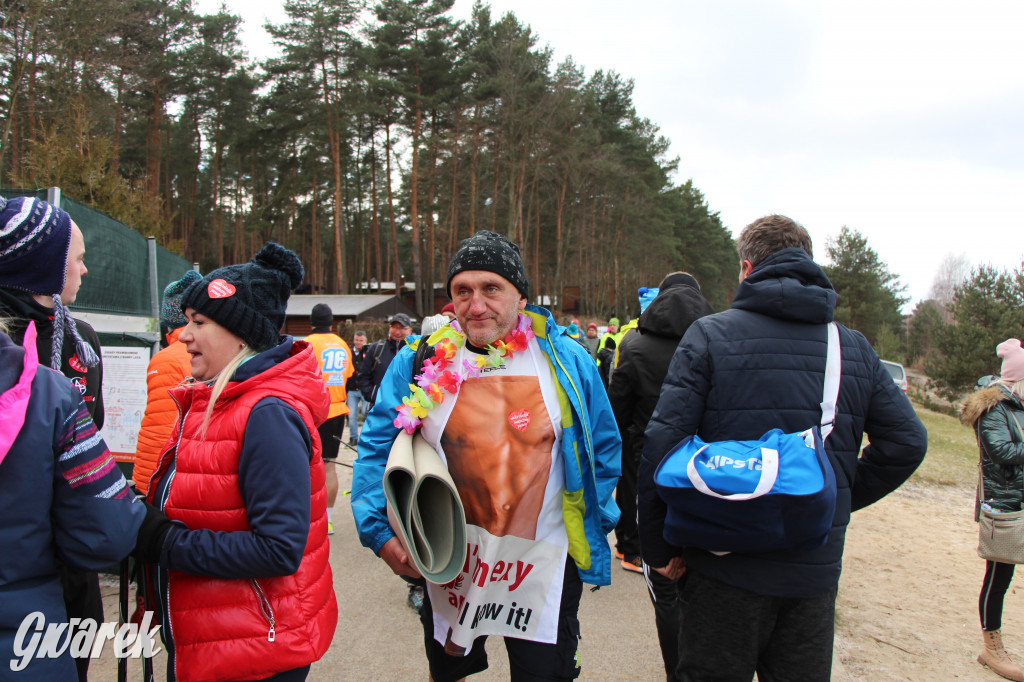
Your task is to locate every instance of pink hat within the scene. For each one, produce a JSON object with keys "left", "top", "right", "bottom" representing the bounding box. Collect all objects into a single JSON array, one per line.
[{"left": 997, "top": 338, "right": 1024, "bottom": 382}]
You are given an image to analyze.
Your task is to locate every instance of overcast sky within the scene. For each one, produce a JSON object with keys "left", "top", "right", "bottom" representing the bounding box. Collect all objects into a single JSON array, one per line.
[{"left": 199, "top": 0, "right": 1024, "bottom": 310}]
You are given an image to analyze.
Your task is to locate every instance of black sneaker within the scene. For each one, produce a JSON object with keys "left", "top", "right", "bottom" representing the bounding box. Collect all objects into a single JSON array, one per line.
[{"left": 621, "top": 555, "right": 643, "bottom": 574}]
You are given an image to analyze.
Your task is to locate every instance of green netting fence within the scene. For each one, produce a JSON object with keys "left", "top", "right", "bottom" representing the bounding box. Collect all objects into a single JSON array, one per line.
[{"left": 1, "top": 187, "right": 192, "bottom": 316}]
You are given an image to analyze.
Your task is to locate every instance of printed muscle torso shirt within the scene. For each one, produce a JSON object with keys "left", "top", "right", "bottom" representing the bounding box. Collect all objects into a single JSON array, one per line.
[{"left": 419, "top": 337, "right": 565, "bottom": 653}]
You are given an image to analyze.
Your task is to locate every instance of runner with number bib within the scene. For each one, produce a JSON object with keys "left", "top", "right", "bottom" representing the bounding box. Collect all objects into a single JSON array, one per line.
[{"left": 306, "top": 303, "right": 354, "bottom": 535}]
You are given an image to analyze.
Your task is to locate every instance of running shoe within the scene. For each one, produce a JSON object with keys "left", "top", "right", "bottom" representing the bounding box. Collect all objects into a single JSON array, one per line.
[{"left": 621, "top": 555, "right": 643, "bottom": 574}]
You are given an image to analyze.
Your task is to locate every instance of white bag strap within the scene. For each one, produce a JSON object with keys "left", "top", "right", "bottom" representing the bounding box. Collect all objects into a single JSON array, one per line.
[
  {"left": 820, "top": 322, "right": 841, "bottom": 441},
  {"left": 685, "top": 444, "right": 780, "bottom": 500}
]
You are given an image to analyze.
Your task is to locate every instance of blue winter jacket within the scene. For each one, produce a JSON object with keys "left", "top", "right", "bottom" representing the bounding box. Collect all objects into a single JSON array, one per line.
[
  {"left": 350, "top": 305, "right": 622, "bottom": 586},
  {"left": 639, "top": 248, "right": 927, "bottom": 598},
  {"left": 0, "top": 330, "right": 144, "bottom": 679}
]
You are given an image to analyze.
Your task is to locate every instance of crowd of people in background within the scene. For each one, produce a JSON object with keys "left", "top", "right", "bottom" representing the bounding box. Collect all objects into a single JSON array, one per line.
[{"left": 33, "top": 198, "right": 1024, "bottom": 682}]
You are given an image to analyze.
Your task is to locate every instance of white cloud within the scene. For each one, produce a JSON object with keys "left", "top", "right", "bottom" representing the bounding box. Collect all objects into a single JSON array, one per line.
[{"left": 204, "top": 0, "right": 1024, "bottom": 310}]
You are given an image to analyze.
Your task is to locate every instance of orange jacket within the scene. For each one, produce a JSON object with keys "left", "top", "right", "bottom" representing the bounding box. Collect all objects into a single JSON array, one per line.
[
  {"left": 305, "top": 333, "right": 353, "bottom": 419},
  {"left": 132, "top": 328, "right": 191, "bottom": 494}
]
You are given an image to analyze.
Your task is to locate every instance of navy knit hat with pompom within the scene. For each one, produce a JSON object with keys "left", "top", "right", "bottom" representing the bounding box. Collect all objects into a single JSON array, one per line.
[{"left": 181, "top": 242, "right": 304, "bottom": 351}]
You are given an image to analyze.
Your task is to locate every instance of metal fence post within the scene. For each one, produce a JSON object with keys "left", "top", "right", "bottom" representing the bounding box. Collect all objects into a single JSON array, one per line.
[{"left": 147, "top": 237, "right": 159, "bottom": 318}]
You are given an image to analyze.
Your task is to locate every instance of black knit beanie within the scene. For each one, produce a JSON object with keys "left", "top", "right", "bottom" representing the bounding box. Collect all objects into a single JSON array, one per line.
[
  {"left": 181, "top": 242, "right": 304, "bottom": 351},
  {"left": 310, "top": 303, "right": 333, "bottom": 329},
  {"left": 659, "top": 272, "right": 701, "bottom": 293},
  {"left": 445, "top": 230, "right": 529, "bottom": 299}
]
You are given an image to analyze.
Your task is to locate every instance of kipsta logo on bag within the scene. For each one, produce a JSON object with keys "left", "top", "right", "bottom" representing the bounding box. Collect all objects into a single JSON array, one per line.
[
  {"left": 700, "top": 455, "right": 763, "bottom": 471},
  {"left": 207, "top": 279, "right": 236, "bottom": 298}
]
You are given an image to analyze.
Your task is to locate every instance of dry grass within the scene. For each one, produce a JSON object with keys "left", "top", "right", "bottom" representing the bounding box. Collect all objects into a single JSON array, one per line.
[{"left": 905, "top": 399, "right": 977, "bottom": 488}]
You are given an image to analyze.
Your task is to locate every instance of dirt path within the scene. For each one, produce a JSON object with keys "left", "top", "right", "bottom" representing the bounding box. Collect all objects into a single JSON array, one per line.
[
  {"left": 836, "top": 480, "right": 1023, "bottom": 680},
  {"left": 91, "top": 476, "right": 1018, "bottom": 680}
]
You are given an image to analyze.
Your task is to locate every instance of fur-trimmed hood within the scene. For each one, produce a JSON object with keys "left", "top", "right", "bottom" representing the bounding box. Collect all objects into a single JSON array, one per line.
[{"left": 961, "top": 384, "right": 1020, "bottom": 426}]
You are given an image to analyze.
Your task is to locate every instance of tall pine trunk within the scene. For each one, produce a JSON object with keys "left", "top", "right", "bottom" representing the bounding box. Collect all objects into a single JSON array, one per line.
[
  {"left": 468, "top": 104, "right": 481, "bottom": 237},
  {"left": 409, "top": 72, "right": 423, "bottom": 315},
  {"left": 554, "top": 172, "right": 568, "bottom": 310},
  {"left": 425, "top": 130, "right": 439, "bottom": 312},
  {"left": 145, "top": 84, "right": 163, "bottom": 198},
  {"left": 489, "top": 135, "right": 502, "bottom": 232},
  {"left": 371, "top": 132, "right": 382, "bottom": 292},
  {"left": 310, "top": 168, "right": 319, "bottom": 292},
  {"left": 385, "top": 122, "right": 400, "bottom": 290},
  {"left": 446, "top": 111, "right": 462, "bottom": 258},
  {"left": 212, "top": 136, "right": 223, "bottom": 266}
]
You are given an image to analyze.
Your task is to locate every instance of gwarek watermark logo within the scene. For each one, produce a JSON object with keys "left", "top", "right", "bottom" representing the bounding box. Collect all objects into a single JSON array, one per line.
[{"left": 10, "top": 611, "right": 161, "bottom": 672}]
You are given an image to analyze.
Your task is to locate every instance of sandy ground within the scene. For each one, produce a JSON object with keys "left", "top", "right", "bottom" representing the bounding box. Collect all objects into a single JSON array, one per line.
[
  {"left": 90, "top": 472, "right": 1018, "bottom": 680},
  {"left": 835, "top": 480, "right": 1023, "bottom": 681}
]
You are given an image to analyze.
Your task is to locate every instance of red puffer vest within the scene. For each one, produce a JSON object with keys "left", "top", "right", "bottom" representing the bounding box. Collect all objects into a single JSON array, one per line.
[{"left": 159, "top": 341, "right": 336, "bottom": 682}]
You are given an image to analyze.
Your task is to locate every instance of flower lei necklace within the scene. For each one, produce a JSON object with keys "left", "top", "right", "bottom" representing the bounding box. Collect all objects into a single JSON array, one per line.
[{"left": 393, "top": 313, "right": 535, "bottom": 434}]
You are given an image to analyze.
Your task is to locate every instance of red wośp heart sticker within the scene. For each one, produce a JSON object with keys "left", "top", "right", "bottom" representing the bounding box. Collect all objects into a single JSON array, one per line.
[
  {"left": 207, "top": 279, "right": 236, "bottom": 299},
  {"left": 68, "top": 353, "right": 87, "bottom": 373},
  {"left": 509, "top": 409, "right": 530, "bottom": 431}
]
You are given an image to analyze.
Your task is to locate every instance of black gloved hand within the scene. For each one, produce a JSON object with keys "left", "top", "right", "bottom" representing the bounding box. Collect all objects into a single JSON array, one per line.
[{"left": 133, "top": 502, "right": 174, "bottom": 565}]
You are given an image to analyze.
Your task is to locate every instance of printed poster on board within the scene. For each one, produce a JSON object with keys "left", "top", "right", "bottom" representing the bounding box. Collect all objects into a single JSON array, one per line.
[{"left": 98, "top": 346, "right": 149, "bottom": 462}]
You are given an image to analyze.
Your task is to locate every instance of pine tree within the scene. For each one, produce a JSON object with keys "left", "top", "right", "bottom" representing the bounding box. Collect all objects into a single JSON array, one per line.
[{"left": 823, "top": 226, "right": 907, "bottom": 347}]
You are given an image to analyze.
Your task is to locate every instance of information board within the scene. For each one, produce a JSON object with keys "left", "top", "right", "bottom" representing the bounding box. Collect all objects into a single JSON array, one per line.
[{"left": 98, "top": 346, "right": 150, "bottom": 463}]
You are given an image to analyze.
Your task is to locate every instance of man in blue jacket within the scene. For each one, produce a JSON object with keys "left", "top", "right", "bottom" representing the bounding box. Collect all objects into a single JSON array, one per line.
[
  {"left": 351, "top": 230, "right": 620, "bottom": 681},
  {"left": 638, "top": 215, "right": 927, "bottom": 681}
]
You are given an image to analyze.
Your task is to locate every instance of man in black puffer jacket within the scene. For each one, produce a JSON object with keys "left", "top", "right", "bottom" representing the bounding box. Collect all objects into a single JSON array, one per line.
[
  {"left": 608, "top": 271, "right": 713, "bottom": 681},
  {"left": 638, "top": 215, "right": 927, "bottom": 681}
]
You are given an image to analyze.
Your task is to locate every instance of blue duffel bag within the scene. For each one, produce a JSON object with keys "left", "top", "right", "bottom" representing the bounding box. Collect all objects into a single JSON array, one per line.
[
  {"left": 653, "top": 426, "right": 837, "bottom": 554},
  {"left": 653, "top": 322, "right": 842, "bottom": 555}
]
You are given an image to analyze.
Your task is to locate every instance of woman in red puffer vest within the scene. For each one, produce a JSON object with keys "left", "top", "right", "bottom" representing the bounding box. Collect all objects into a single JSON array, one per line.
[{"left": 134, "top": 243, "right": 337, "bottom": 682}]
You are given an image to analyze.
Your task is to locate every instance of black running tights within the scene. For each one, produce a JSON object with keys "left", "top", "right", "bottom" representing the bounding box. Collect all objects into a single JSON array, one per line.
[{"left": 980, "top": 560, "right": 1016, "bottom": 631}]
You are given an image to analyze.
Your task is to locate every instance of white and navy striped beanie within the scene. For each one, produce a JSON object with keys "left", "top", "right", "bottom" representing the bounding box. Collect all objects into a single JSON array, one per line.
[
  {"left": 0, "top": 196, "right": 73, "bottom": 296},
  {"left": 0, "top": 196, "right": 99, "bottom": 370}
]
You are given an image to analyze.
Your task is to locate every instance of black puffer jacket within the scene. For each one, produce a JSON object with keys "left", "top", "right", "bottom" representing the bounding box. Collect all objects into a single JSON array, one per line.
[
  {"left": 356, "top": 337, "right": 411, "bottom": 406},
  {"left": 961, "top": 383, "right": 1024, "bottom": 512},
  {"left": 608, "top": 277, "right": 714, "bottom": 463},
  {"left": 639, "top": 248, "right": 928, "bottom": 598}
]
